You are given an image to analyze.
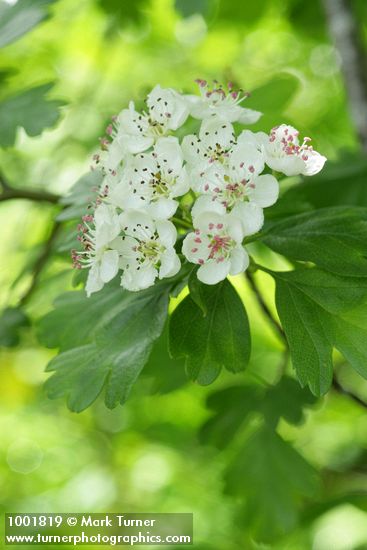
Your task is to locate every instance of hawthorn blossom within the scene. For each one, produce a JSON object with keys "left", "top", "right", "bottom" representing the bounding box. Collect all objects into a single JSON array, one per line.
[
  {"left": 109, "top": 85, "right": 189, "bottom": 159},
  {"left": 107, "top": 137, "right": 189, "bottom": 219},
  {"left": 189, "top": 134, "right": 278, "bottom": 235},
  {"left": 182, "top": 118, "right": 236, "bottom": 192},
  {"left": 115, "top": 211, "right": 181, "bottom": 291},
  {"left": 182, "top": 212, "right": 249, "bottom": 285},
  {"left": 185, "top": 80, "right": 262, "bottom": 124},
  {"left": 244, "top": 125, "right": 327, "bottom": 177},
  {"left": 72, "top": 203, "right": 121, "bottom": 297}
]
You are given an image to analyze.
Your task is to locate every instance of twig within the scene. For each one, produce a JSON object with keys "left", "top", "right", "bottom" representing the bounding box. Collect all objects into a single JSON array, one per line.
[
  {"left": 19, "top": 221, "right": 62, "bottom": 306},
  {"left": 322, "top": 0, "right": 367, "bottom": 152},
  {"left": 0, "top": 186, "right": 60, "bottom": 204},
  {"left": 245, "top": 269, "right": 286, "bottom": 342}
]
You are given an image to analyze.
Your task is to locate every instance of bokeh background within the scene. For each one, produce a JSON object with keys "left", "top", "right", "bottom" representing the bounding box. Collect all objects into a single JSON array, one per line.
[{"left": 1, "top": 0, "right": 367, "bottom": 548}]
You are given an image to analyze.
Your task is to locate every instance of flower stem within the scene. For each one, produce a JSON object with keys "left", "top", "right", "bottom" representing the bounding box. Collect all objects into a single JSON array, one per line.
[{"left": 171, "top": 217, "right": 193, "bottom": 230}]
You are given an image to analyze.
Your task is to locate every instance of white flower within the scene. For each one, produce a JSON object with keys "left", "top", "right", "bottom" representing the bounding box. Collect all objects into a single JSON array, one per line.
[
  {"left": 108, "top": 137, "right": 190, "bottom": 219},
  {"left": 185, "top": 79, "right": 262, "bottom": 124},
  {"left": 182, "top": 118, "right": 236, "bottom": 192},
  {"left": 252, "top": 125, "right": 327, "bottom": 177},
  {"left": 182, "top": 212, "right": 249, "bottom": 285},
  {"left": 111, "top": 85, "right": 189, "bottom": 157},
  {"left": 190, "top": 138, "right": 278, "bottom": 236},
  {"left": 72, "top": 203, "right": 121, "bottom": 297},
  {"left": 115, "top": 211, "right": 181, "bottom": 291}
]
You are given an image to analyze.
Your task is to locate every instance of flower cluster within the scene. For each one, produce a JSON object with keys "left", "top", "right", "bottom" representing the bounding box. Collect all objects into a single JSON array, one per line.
[{"left": 72, "top": 80, "right": 327, "bottom": 296}]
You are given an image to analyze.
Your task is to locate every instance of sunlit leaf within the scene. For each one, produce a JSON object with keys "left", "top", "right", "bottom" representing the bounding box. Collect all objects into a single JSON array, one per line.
[
  {"left": 0, "top": 83, "right": 63, "bottom": 147},
  {"left": 0, "top": 0, "right": 57, "bottom": 48}
]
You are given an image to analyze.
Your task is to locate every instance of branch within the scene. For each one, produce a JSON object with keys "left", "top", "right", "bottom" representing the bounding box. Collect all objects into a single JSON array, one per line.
[
  {"left": 19, "top": 221, "right": 62, "bottom": 306},
  {"left": 322, "top": 0, "right": 367, "bottom": 152},
  {"left": 0, "top": 186, "right": 60, "bottom": 204},
  {"left": 245, "top": 270, "right": 286, "bottom": 342}
]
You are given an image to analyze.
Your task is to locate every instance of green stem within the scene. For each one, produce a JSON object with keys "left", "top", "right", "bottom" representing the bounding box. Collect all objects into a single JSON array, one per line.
[{"left": 172, "top": 216, "right": 193, "bottom": 230}]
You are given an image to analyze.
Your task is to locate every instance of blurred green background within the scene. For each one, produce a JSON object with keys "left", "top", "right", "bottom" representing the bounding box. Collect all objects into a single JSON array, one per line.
[{"left": 1, "top": 0, "right": 367, "bottom": 548}]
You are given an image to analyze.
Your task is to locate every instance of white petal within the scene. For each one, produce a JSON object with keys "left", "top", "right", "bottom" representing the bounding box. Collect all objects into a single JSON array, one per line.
[
  {"left": 121, "top": 265, "right": 157, "bottom": 291},
  {"left": 302, "top": 150, "right": 327, "bottom": 176},
  {"left": 86, "top": 263, "right": 104, "bottom": 297},
  {"left": 121, "top": 134, "right": 154, "bottom": 154},
  {"left": 110, "top": 235, "right": 138, "bottom": 257},
  {"left": 119, "top": 210, "right": 155, "bottom": 239},
  {"left": 229, "top": 246, "right": 249, "bottom": 275},
  {"left": 148, "top": 198, "right": 178, "bottom": 220},
  {"left": 199, "top": 118, "right": 235, "bottom": 150},
  {"left": 230, "top": 143, "right": 265, "bottom": 176},
  {"left": 182, "top": 232, "right": 210, "bottom": 263},
  {"left": 159, "top": 249, "right": 181, "bottom": 278},
  {"left": 156, "top": 219, "right": 177, "bottom": 248},
  {"left": 181, "top": 134, "right": 205, "bottom": 165},
  {"left": 101, "top": 140, "right": 125, "bottom": 171},
  {"left": 225, "top": 215, "right": 245, "bottom": 243},
  {"left": 194, "top": 211, "right": 227, "bottom": 234},
  {"left": 237, "top": 129, "right": 264, "bottom": 148},
  {"left": 171, "top": 168, "right": 190, "bottom": 197},
  {"left": 248, "top": 174, "right": 279, "bottom": 207},
  {"left": 265, "top": 153, "right": 305, "bottom": 176},
  {"left": 100, "top": 249, "right": 119, "bottom": 283},
  {"left": 231, "top": 202, "right": 264, "bottom": 236},
  {"left": 197, "top": 259, "right": 231, "bottom": 285},
  {"left": 154, "top": 136, "right": 183, "bottom": 173},
  {"left": 191, "top": 195, "right": 226, "bottom": 222},
  {"left": 237, "top": 107, "right": 262, "bottom": 124}
]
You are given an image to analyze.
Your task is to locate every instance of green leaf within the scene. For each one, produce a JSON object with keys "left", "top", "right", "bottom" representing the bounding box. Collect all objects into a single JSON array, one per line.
[
  {"left": 188, "top": 267, "right": 207, "bottom": 316},
  {"left": 43, "top": 284, "right": 170, "bottom": 411},
  {"left": 169, "top": 279, "right": 251, "bottom": 385},
  {"left": 225, "top": 425, "right": 319, "bottom": 541},
  {"left": 57, "top": 170, "right": 103, "bottom": 222},
  {"left": 0, "top": 0, "right": 57, "bottom": 48},
  {"left": 261, "top": 376, "right": 318, "bottom": 428},
  {"left": 262, "top": 206, "right": 367, "bottom": 277},
  {"left": 268, "top": 155, "right": 367, "bottom": 218},
  {"left": 143, "top": 326, "right": 187, "bottom": 395},
  {"left": 0, "top": 307, "right": 30, "bottom": 347},
  {"left": 0, "top": 83, "right": 63, "bottom": 147},
  {"left": 199, "top": 385, "right": 263, "bottom": 449},
  {"left": 272, "top": 268, "right": 367, "bottom": 395},
  {"left": 200, "top": 377, "right": 317, "bottom": 448}
]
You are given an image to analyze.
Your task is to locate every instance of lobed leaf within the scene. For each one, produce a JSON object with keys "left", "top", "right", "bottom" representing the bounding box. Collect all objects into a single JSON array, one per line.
[
  {"left": 0, "top": 83, "right": 64, "bottom": 147},
  {"left": 169, "top": 279, "right": 251, "bottom": 385},
  {"left": 225, "top": 425, "right": 319, "bottom": 541},
  {"left": 0, "top": 0, "right": 58, "bottom": 48},
  {"left": 272, "top": 268, "right": 367, "bottom": 395},
  {"left": 262, "top": 206, "right": 367, "bottom": 277}
]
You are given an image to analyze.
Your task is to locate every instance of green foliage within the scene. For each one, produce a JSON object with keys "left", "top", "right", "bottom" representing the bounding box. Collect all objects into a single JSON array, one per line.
[
  {"left": 57, "top": 171, "right": 103, "bottom": 222},
  {"left": 225, "top": 425, "right": 319, "bottom": 542},
  {"left": 270, "top": 156, "right": 367, "bottom": 216},
  {"left": 169, "top": 279, "right": 251, "bottom": 385},
  {"left": 272, "top": 268, "right": 367, "bottom": 395},
  {"left": 200, "top": 377, "right": 316, "bottom": 448},
  {"left": 0, "top": 83, "right": 63, "bottom": 147},
  {"left": 0, "top": 307, "right": 29, "bottom": 347},
  {"left": 39, "top": 281, "right": 172, "bottom": 411},
  {"left": 262, "top": 206, "right": 367, "bottom": 277},
  {"left": 0, "top": 0, "right": 57, "bottom": 48}
]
